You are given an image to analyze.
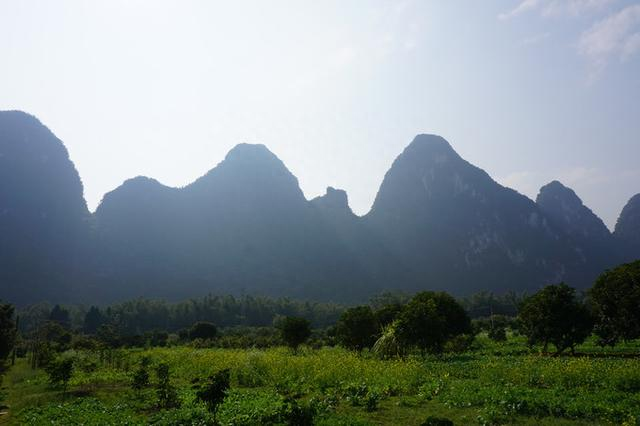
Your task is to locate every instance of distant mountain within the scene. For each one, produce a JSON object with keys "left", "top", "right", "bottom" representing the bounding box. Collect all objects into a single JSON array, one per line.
[
  {"left": 364, "top": 135, "right": 589, "bottom": 294},
  {"left": 92, "top": 144, "right": 373, "bottom": 302},
  {"left": 1, "top": 112, "right": 637, "bottom": 305},
  {"left": 614, "top": 194, "right": 640, "bottom": 261},
  {"left": 536, "top": 180, "right": 619, "bottom": 277},
  {"left": 0, "top": 111, "right": 89, "bottom": 304}
]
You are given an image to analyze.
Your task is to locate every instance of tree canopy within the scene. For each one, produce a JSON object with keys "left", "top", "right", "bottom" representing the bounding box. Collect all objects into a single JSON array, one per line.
[
  {"left": 589, "top": 260, "right": 640, "bottom": 347},
  {"left": 518, "top": 283, "right": 593, "bottom": 354}
]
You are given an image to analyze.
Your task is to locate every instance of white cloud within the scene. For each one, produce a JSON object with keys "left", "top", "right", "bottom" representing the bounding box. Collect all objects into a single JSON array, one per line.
[
  {"left": 578, "top": 4, "right": 640, "bottom": 78},
  {"left": 542, "top": 0, "right": 615, "bottom": 18},
  {"left": 557, "top": 166, "right": 610, "bottom": 186},
  {"left": 498, "top": 0, "right": 541, "bottom": 21},
  {"left": 499, "top": 0, "right": 613, "bottom": 20},
  {"left": 622, "top": 31, "right": 640, "bottom": 60}
]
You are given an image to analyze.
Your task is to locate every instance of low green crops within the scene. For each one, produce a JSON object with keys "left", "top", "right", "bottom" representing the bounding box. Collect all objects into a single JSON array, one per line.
[{"left": 11, "top": 336, "right": 640, "bottom": 425}]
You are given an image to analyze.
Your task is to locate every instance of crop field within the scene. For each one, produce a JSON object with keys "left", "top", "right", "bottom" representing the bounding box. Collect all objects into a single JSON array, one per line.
[{"left": 1, "top": 335, "right": 639, "bottom": 425}]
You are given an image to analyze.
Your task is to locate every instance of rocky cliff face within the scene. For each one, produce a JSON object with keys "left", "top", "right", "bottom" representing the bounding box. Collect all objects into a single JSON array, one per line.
[
  {"left": 93, "top": 144, "right": 372, "bottom": 302},
  {"left": 2, "top": 113, "right": 637, "bottom": 304},
  {"left": 0, "top": 111, "right": 89, "bottom": 304},
  {"left": 614, "top": 194, "right": 640, "bottom": 260},
  {"left": 536, "top": 180, "right": 619, "bottom": 275},
  {"left": 364, "top": 135, "right": 592, "bottom": 294},
  {"left": 536, "top": 181, "right": 611, "bottom": 242}
]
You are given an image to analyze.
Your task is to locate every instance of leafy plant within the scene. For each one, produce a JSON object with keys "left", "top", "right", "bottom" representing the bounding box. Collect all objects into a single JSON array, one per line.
[
  {"left": 193, "top": 368, "right": 230, "bottom": 420},
  {"left": 154, "top": 362, "right": 179, "bottom": 408},
  {"left": 45, "top": 356, "right": 74, "bottom": 392}
]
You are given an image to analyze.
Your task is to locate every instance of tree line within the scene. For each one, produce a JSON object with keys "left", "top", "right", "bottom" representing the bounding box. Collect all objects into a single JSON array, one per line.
[{"left": 0, "top": 259, "right": 638, "bottom": 370}]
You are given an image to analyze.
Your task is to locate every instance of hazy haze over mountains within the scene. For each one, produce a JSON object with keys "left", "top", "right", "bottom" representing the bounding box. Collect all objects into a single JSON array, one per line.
[
  {"left": 1, "top": 111, "right": 638, "bottom": 305},
  {"left": 1, "top": 1, "right": 639, "bottom": 231}
]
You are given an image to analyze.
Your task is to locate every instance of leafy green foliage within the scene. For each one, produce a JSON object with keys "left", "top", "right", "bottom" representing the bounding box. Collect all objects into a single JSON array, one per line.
[
  {"left": 395, "top": 292, "right": 471, "bottom": 354},
  {"left": 487, "top": 325, "right": 507, "bottom": 342},
  {"left": 48, "top": 305, "right": 71, "bottom": 328},
  {"left": 421, "top": 416, "right": 454, "bottom": 426},
  {"left": 589, "top": 260, "right": 640, "bottom": 347},
  {"left": 189, "top": 321, "right": 218, "bottom": 340},
  {"left": 131, "top": 361, "right": 150, "bottom": 392},
  {"left": 519, "top": 283, "right": 593, "bottom": 354},
  {"left": 83, "top": 306, "right": 106, "bottom": 334},
  {"left": 336, "top": 306, "right": 378, "bottom": 351},
  {"left": 154, "top": 362, "right": 179, "bottom": 408},
  {"left": 8, "top": 338, "right": 640, "bottom": 425},
  {"left": 0, "top": 302, "right": 17, "bottom": 360},
  {"left": 193, "top": 368, "right": 230, "bottom": 418},
  {"left": 373, "top": 303, "right": 404, "bottom": 330},
  {"left": 45, "top": 356, "right": 74, "bottom": 391},
  {"left": 277, "top": 317, "right": 311, "bottom": 351}
]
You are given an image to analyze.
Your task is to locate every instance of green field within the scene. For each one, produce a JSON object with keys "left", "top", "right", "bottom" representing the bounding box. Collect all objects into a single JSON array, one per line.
[{"left": 1, "top": 335, "right": 639, "bottom": 425}]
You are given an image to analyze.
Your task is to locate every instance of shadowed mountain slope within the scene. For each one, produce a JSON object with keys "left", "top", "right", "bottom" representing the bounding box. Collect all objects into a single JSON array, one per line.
[
  {"left": 2, "top": 114, "right": 637, "bottom": 304},
  {"left": 614, "top": 193, "right": 640, "bottom": 261},
  {"left": 0, "top": 111, "right": 89, "bottom": 304}
]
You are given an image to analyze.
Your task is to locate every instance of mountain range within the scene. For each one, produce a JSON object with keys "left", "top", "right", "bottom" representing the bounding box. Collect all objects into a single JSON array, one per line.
[{"left": 1, "top": 110, "right": 639, "bottom": 305}]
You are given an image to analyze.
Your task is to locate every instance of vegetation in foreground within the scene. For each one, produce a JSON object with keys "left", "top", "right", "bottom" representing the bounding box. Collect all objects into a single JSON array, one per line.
[
  {"left": 2, "top": 337, "right": 640, "bottom": 425},
  {"left": 0, "top": 260, "right": 638, "bottom": 425}
]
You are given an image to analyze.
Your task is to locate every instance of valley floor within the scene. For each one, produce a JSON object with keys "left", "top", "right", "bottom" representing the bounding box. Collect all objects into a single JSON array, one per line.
[{"left": 1, "top": 336, "right": 639, "bottom": 425}]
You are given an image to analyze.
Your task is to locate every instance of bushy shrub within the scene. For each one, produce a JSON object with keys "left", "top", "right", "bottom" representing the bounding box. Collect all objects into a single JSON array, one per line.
[
  {"left": 45, "top": 356, "right": 74, "bottom": 392},
  {"left": 519, "top": 283, "right": 593, "bottom": 354},
  {"left": 276, "top": 317, "right": 311, "bottom": 351},
  {"left": 189, "top": 321, "right": 218, "bottom": 341},
  {"left": 154, "top": 362, "right": 179, "bottom": 408},
  {"left": 193, "top": 368, "right": 230, "bottom": 419},
  {"left": 336, "top": 306, "right": 378, "bottom": 351},
  {"left": 421, "top": 416, "right": 454, "bottom": 426},
  {"left": 589, "top": 260, "right": 640, "bottom": 347}
]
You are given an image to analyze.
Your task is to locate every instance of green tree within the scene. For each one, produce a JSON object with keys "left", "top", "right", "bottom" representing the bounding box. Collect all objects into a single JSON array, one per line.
[
  {"left": 395, "top": 291, "right": 471, "bottom": 354},
  {"left": 336, "top": 306, "right": 378, "bottom": 351},
  {"left": 45, "top": 356, "right": 74, "bottom": 392},
  {"left": 519, "top": 283, "right": 593, "bottom": 355},
  {"left": 37, "top": 321, "right": 72, "bottom": 352},
  {"left": 373, "top": 303, "right": 404, "bottom": 330},
  {"left": 131, "top": 358, "right": 151, "bottom": 393},
  {"left": 155, "top": 362, "right": 179, "bottom": 408},
  {"left": 589, "top": 260, "right": 640, "bottom": 347},
  {"left": 48, "top": 305, "right": 70, "bottom": 328},
  {"left": 193, "top": 369, "right": 230, "bottom": 421},
  {"left": 277, "top": 317, "right": 311, "bottom": 351},
  {"left": 189, "top": 321, "right": 218, "bottom": 340},
  {"left": 83, "top": 306, "right": 105, "bottom": 334},
  {"left": 96, "top": 324, "right": 120, "bottom": 348},
  {"left": 0, "top": 302, "right": 17, "bottom": 361}
]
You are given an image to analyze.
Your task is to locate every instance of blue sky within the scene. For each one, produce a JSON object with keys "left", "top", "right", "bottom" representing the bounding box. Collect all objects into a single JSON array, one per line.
[{"left": 1, "top": 0, "right": 638, "bottom": 228}]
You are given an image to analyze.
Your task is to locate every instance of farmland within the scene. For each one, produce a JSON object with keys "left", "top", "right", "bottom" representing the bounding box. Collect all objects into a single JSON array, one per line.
[{"left": 2, "top": 335, "right": 639, "bottom": 425}]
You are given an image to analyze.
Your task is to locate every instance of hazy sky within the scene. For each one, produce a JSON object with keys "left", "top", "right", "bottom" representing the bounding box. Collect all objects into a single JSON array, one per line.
[{"left": 1, "top": 1, "right": 639, "bottom": 229}]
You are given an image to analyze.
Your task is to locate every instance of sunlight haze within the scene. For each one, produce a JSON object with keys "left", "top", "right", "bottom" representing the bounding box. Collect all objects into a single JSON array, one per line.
[{"left": 1, "top": 0, "right": 639, "bottom": 228}]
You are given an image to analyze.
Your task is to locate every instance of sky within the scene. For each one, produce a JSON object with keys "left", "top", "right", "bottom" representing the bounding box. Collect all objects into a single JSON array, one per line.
[{"left": 1, "top": 0, "right": 639, "bottom": 229}]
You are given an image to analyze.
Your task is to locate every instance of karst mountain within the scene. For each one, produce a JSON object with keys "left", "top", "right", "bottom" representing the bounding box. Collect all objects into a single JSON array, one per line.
[{"left": 1, "top": 111, "right": 638, "bottom": 305}]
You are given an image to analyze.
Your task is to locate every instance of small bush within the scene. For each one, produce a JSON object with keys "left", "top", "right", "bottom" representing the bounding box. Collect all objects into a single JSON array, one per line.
[
  {"left": 193, "top": 368, "right": 230, "bottom": 419},
  {"left": 365, "top": 391, "right": 380, "bottom": 412},
  {"left": 421, "top": 416, "right": 454, "bottom": 426},
  {"left": 154, "top": 362, "right": 179, "bottom": 408},
  {"left": 131, "top": 362, "right": 150, "bottom": 393},
  {"left": 45, "top": 356, "right": 74, "bottom": 392}
]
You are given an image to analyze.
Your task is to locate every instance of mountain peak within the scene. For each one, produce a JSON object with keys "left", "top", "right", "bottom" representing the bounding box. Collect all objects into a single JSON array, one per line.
[
  {"left": 311, "top": 187, "right": 353, "bottom": 215},
  {"left": 403, "top": 134, "right": 459, "bottom": 160},
  {"left": 614, "top": 193, "right": 640, "bottom": 256},
  {"left": 537, "top": 180, "right": 582, "bottom": 207},
  {"left": 536, "top": 180, "right": 611, "bottom": 241},
  {"left": 224, "top": 143, "right": 281, "bottom": 164}
]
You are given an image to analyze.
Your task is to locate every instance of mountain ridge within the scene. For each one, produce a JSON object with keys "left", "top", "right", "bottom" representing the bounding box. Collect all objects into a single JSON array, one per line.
[{"left": 1, "top": 111, "right": 638, "bottom": 305}]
